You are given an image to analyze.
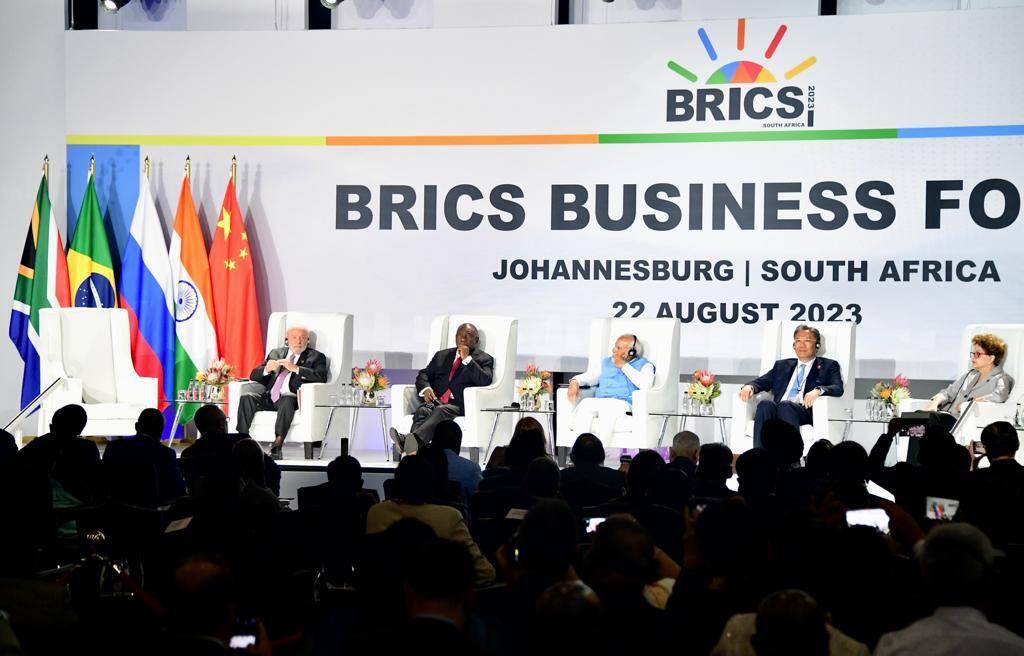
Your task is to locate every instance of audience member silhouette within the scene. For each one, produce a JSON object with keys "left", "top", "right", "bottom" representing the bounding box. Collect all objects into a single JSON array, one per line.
[
  {"left": 693, "top": 443, "right": 736, "bottom": 499},
  {"left": 875, "top": 523, "right": 1024, "bottom": 654},
  {"left": 367, "top": 455, "right": 495, "bottom": 585},
  {"left": 956, "top": 421, "right": 1024, "bottom": 549},
  {"left": 560, "top": 433, "right": 624, "bottom": 507},
  {"left": 103, "top": 408, "right": 186, "bottom": 507},
  {"left": 432, "top": 419, "right": 482, "bottom": 500},
  {"left": 667, "top": 430, "right": 701, "bottom": 477}
]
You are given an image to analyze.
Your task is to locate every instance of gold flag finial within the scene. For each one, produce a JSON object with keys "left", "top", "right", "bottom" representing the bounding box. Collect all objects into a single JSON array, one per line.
[
  {"left": 144, "top": 155, "right": 150, "bottom": 179},
  {"left": 89, "top": 155, "right": 95, "bottom": 177},
  {"left": 185, "top": 155, "right": 191, "bottom": 179},
  {"left": 43, "top": 154, "right": 49, "bottom": 180},
  {"left": 231, "top": 155, "right": 237, "bottom": 185}
]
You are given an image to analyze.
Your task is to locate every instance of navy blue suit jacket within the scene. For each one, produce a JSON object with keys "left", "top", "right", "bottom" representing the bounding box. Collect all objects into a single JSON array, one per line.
[{"left": 747, "top": 357, "right": 844, "bottom": 402}]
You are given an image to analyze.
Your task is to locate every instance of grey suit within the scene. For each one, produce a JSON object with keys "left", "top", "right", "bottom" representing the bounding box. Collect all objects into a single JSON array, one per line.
[{"left": 936, "top": 365, "right": 1014, "bottom": 418}]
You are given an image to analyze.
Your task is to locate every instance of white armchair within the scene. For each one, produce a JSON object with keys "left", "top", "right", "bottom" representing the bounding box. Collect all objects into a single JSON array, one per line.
[
  {"left": 227, "top": 312, "right": 353, "bottom": 459},
  {"left": 37, "top": 308, "right": 158, "bottom": 437},
  {"left": 391, "top": 315, "right": 518, "bottom": 463},
  {"left": 556, "top": 318, "right": 680, "bottom": 450},
  {"left": 904, "top": 324, "right": 1024, "bottom": 447},
  {"left": 730, "top": 321, "right": 856, "bottom": 454}
]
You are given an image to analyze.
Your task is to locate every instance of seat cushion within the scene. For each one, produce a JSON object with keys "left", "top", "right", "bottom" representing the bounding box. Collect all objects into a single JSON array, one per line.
[{"left": 83, "top": 403, "right": 149, "bottom": 420}]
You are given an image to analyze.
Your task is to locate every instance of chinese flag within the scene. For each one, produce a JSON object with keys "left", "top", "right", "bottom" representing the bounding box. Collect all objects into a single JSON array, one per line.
[{"left": 208, "top": 175, "right": 263, "bottom": 375}]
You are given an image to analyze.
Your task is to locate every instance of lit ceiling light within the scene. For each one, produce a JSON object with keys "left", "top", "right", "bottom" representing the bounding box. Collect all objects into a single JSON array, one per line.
[{"left": 321, "top": 0, "right": 345, "bottom": 8}]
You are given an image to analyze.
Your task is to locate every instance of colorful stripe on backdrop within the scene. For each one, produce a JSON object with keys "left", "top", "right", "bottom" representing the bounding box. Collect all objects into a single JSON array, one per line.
[
  {"left": 170, "top": 172, "right": 219, "bottom": 428},
  {"left": 68, "top": 174, "right": 118, "bottom": 308},
  {"left": 66, "top": 124, "right": 1024, "bottom": 147},
  {"left": 10, "top": 174, "right": 71, "bottom": 410},
  {"left": 119, "top": 172, "right": 177, "bottom": 437}
]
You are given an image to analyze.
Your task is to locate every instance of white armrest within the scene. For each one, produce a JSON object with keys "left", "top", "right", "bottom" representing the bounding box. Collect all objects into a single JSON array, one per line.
[
  {"left": 729, "top": 391, "right": 767, "bottom": 449},
  {"left": 463, "top": 384, "right": 514, "bottom": 447},
  {"left": 296, "top": 382, "right": 342, "bottom": 440},
  {"left": 227, "top": 380, "right": 246, "bottom": 426},
  {"left": 810, "top": 396, "right": 832, "bottom": 442},
  {"left": 972, "top": 401, "right": 1015, "bottom": 425},
  {"left": 902, "top": 398, "right": 932, "bottom": 413},
  {"left": 391, "top": 384, "right": 418, "bottom": 416}
]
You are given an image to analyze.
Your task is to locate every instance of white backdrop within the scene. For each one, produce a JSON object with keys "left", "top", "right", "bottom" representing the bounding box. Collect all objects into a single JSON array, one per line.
[{"left": 62, "top": 9, "right": 1024, "bottom": 378}]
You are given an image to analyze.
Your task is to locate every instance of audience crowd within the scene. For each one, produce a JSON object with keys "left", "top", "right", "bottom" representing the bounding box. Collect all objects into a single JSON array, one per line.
[{"left": 0, "top": 406, "right": 1023, "bottom": 655}]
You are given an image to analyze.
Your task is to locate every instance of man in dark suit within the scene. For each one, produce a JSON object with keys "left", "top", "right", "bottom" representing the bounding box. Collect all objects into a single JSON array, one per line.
[
  {"left": 236, "top": 325, "right": 329, "bottom": 458},
  {"left": 390, "top": 323, "right": 494, "bottom": 453},
  {"left": 103, "top": 407, "right": 186, "bottom": 507},
  {"left": 561, "top": 433, "right": 625, "bottom": 489},
  {"left": 738, "top": 324, "right": 844, "bottom": 449},
  {"left": 955, "top": 421, "right": 1024, "bottom": 549},
  {"left": 17, "top": 404, "right": 99, "bottom": 504},
  {"left": 182, "top": 405, "right": 281, "bottom": 497}
]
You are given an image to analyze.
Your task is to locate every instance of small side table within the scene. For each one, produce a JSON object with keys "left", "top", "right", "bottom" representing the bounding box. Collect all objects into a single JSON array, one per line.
[
  {"left": 481, "top": 407, "right": 556, "bottom": 460},
  {"left": 650, "top": 411, "right": 730, "bottom": 447},
  {"left": 164, "top": 398, "right": 227, "bottom": 442},
  {"left": 315, "top": 403, "right": 392, "bottom": 461}
]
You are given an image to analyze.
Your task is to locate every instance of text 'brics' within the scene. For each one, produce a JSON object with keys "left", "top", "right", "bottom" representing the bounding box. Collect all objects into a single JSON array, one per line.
[{"left": 335, "top": 180, "right": 1020, "bottom": 231}]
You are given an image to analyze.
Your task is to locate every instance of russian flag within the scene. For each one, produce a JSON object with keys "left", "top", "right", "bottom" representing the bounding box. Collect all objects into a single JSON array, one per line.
[{"left": 119, "top": 167, "right": 176, "bottom": 437}]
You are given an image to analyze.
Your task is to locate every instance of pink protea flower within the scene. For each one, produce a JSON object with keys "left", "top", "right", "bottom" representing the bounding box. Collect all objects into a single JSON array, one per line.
[
  {"left": 526, "top": 364, "right": 538, "bottom": 375},
  {"left": 701, "top": 373, "right": 715, "bottom": 386},
  {"left": 365, "top": 359, "right": 382, "bottom": 375},
  {"left": 894, "top": 374, "right": 909, "bottom": 389}
]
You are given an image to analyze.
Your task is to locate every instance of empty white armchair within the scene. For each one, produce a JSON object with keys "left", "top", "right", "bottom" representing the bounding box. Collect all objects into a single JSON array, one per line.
[
  {"left": 37, "top": 308, "right": 158, "bottom": 437},
  {"left": 227, "top": 312, "right": 352, "bottom": 458},
  {"left": 729, "top": 321, "right": 856, "bottom": 454},
  {"left": 391, "top": 315, "right": 518, "bottom": 462},
  {"left": 904, "top": 324, "right": 1024, "bottom": 446},
  {"left": 556, "top": 318, "right": 680, "bottom": 450}
]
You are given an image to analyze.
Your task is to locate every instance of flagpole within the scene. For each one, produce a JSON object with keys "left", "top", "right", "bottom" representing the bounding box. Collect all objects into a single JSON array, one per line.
[
  {"left": 231, "top": 155, "right": 237, "bottom": 185},
  {"left": 185, "top": 155, "right": 191, "bottom": 180},
  {"left": 144, "top": 155, "right": 150, "bottom": 179},
  {"left": 43, "top": 155, "right": 49, "bottom": 181},
  {"left": 89, "top": 155, "right": 95, "bottom": 177}
]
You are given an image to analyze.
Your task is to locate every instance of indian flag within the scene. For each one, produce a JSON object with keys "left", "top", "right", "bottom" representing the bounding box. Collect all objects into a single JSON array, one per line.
[{"left": 169, "top": 171, "right": 218, "bottom": 426}]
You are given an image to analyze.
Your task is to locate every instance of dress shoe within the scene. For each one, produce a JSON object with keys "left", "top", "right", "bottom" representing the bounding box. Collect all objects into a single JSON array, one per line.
[{"left": 388, "top": 427, "right": 406, "bottom": 452}]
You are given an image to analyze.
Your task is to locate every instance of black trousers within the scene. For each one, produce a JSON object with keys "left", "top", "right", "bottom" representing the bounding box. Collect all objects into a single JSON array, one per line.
[
  {"left": 236, "top": 393, "right": 299, "bottom": 441},
  {"left": 753, "top": 399, "right": 812, "bottom": 449},
  {"left": 409, "top": 402, "right": 461, "bottom": 446}
]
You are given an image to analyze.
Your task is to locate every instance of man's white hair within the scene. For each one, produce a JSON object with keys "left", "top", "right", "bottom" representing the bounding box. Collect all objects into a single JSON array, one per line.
[
  {"left": 617, "top": 334, "right": 643, "bottom": 359},
  {"left": 286, "top": 325, "right": 309, "bottom": 337}
]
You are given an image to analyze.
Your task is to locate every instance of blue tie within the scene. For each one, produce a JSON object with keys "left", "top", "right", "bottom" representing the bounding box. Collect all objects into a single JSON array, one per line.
[{"left": 787, "top": 364, "right": 806, "bottom": 401}]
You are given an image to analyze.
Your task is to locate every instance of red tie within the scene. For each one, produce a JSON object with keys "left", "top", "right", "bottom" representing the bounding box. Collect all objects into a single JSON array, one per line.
[{"left": 439, "top": 355, "right": 462, "bottom": 404}]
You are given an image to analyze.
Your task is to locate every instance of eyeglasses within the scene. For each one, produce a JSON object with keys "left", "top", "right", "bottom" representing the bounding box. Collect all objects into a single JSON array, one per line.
[
  {"left": 970, "top": 350, "right": 991, "bottom": 359},
  {"left": 794, "top": 339, "right": 816, "bottom": 344}
]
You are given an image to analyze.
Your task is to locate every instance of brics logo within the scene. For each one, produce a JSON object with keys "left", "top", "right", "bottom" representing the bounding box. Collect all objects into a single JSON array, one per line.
[{"left": 665, "top": 19, "right": 817, "bottom": 127}]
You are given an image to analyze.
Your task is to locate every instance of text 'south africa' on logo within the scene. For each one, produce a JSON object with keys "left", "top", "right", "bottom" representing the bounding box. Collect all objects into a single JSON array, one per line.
[{"left": 666, "top": 19, "right": 817, "bottom": 127}]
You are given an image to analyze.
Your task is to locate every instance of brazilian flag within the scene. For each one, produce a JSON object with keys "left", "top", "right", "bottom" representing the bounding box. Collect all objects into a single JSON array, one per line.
[{"left": 68, "top": 173, "right": 117, "bottom": 308}]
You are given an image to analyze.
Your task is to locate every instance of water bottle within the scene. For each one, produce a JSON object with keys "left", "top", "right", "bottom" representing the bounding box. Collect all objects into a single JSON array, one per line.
[{"left": 1016, "top": 402, "right": 1023, "bottom": 428}]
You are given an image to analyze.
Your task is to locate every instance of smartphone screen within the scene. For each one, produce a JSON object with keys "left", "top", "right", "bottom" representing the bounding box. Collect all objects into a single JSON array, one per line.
[
  {"left": 925, "top": 496, "right": 960, "bottom": 521},
  {"left": 971, "top": 440, "right": 987, "bottom": 456},
  {"left": 846, "top": 508, "right": 890, "bottom": 535},
  {"left": 585, "top": 517, "right": 606, "bottom": 533},
  {"left": 229, "top": 634, "right": 257, "bottom": 650}
]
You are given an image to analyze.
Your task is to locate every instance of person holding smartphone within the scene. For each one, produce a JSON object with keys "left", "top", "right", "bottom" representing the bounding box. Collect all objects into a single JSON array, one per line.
[{"left": 567, "top": 334, "right": 655, "bottom": 444}]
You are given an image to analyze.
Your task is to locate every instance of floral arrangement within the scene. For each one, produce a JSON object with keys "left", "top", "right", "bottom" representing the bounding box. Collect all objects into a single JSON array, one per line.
[
  {"left": 352, "top": 358, "right": 389, "bottom": 393},
  {"left": 518, "top": 364, "right": 552, "bottom": 399},
  {"left": 195, "top": 358, "right": 234, "bottom": 388},
  {"left": 687, "top": 369, "right": 721, "bottom": 403},
  {"left": 871, "top": 374, "right": 910, "bottom": 408}
]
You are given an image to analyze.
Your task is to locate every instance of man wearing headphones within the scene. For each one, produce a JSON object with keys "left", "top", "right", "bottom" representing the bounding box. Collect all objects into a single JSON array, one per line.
[
  {"left": 738, "top": 324, "right": 844, "bottom": 449},
  {"left": 567, "top": 334, "right": 656, "bottom": 445}
]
